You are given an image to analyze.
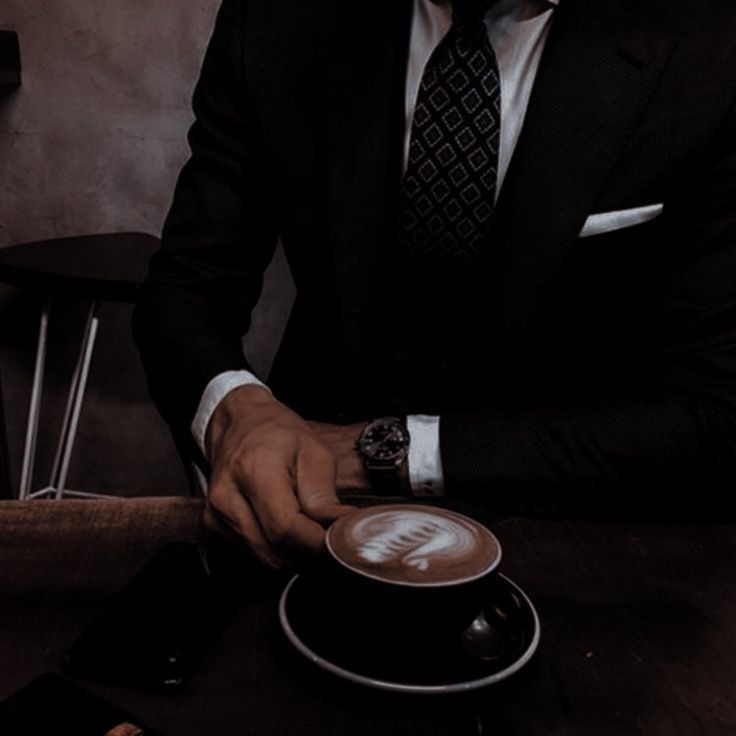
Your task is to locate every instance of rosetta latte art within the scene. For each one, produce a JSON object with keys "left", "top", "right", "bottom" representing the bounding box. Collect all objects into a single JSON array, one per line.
[
  {"left": 328, "top": 504, "right": 500, "bottom": 584},
  {"left": 351, "top": 510, "right": 481, "bottom": 574}
]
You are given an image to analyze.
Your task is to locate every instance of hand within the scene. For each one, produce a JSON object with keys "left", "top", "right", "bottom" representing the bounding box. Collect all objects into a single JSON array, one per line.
[
  {"left": 204, "top": 384, "right": 356, "bottom": 569},
  {"left": 306, "top": 420, "right": 372, "bottom": 494}
]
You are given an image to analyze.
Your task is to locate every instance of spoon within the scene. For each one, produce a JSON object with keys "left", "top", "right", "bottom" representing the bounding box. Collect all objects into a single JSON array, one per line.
[{"left": 461, "top": 609, "right": 507, "bottom": 661}]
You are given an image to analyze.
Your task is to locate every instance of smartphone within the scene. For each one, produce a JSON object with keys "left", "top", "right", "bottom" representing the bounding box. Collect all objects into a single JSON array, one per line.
[{"left": 62, "top": 542, "right": 238, "bottom": 692}]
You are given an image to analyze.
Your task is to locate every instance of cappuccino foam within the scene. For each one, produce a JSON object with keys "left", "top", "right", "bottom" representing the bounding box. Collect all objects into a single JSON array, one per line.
[{"left": 327, "top": 504, "right": 500, "bottom": 586}]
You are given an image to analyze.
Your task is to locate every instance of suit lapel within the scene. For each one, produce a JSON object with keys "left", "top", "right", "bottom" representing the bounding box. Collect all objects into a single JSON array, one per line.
[
  {"left": 488, "top": 0, "right": 677, "bottom": 361},
  {"left": 316, "top": 0, "right": 412, "bottom": 384}
]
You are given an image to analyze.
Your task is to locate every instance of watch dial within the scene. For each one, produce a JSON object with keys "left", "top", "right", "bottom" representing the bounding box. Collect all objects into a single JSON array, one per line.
[{"left": 361, "top": 419, "right": 410, "bottom": 462}]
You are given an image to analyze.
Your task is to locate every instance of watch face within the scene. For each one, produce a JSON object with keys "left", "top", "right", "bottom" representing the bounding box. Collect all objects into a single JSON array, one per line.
[{"left": 359, "top": 418, "right": 410, "bottom": 463}]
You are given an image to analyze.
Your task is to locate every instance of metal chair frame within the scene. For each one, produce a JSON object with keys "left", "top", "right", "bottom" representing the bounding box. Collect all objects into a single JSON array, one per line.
[{"left": 18, "top": 295, "right": 110, "bottom": 500}]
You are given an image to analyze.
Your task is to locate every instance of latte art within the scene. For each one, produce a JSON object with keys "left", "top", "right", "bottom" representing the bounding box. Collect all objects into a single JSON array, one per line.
[
  {"left": 327, "top": 505, "right": 501, "bottom": 586},
  {"left": 355, "top": 513, "right": 478, "bottom": 572}
]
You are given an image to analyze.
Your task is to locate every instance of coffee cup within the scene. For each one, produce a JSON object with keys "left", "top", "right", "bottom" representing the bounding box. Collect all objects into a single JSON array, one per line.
[{"left": 321, "top": 504, "right": 502, "bottom": 638}]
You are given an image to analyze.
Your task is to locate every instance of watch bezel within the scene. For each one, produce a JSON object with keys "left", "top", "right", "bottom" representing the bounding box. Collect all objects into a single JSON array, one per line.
[{"left": 356, "top": 416, "right": 410, "bottom": 468}]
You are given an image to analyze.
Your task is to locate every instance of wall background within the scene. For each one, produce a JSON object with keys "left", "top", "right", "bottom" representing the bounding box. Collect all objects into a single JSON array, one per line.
[
  {"left": 0, "top": 0, "right": 214, "bottom": 244},
  {"left": 0, "top": 0, "right": 294, "bottom": 497}
]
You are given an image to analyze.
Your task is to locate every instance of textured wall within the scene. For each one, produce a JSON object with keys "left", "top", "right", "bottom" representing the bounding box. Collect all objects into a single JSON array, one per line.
[
  {"left": 0, "top": 1, "right": 295, "bottom": 497},
  {"left": 0, "top": 0, "right": 214, "bottom": 244}
]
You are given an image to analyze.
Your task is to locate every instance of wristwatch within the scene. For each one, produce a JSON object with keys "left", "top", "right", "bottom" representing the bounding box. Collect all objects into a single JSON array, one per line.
[{"left": 355, "top": 416, "right": 411, "bottom": 495}]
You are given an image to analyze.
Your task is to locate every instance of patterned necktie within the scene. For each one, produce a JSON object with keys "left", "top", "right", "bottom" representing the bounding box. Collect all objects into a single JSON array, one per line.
[{"left": 400, "top": 0, "right": 501, "bottom": 265}]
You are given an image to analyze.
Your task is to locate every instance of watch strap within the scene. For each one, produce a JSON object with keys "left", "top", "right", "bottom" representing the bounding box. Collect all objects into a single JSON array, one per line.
[{"left": 366, "top": 465, "right": 407, "bottom": 495}]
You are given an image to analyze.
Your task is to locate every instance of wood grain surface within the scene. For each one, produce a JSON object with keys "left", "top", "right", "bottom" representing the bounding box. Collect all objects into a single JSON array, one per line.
[{"left": 0, "top": 498, "right": 733, "bottom": 735}]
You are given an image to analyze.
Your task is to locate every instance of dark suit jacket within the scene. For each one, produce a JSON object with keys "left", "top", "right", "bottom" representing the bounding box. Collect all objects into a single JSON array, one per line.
[{"left": 133, "top": 0, "right": 736, "bottom": 518}]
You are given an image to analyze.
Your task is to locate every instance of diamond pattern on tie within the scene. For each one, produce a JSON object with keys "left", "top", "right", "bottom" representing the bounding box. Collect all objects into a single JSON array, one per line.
[{"left": 400, "top": 17, "right": 500, "bottom": 264}]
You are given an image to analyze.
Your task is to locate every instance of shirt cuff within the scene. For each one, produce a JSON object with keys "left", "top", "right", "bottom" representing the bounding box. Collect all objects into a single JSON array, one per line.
[
  {"left": 406, "top": 414, "right": 445, "bottom": 498},
  {"left": 191, "top": 369, "right": 271, "bottom": 461}
]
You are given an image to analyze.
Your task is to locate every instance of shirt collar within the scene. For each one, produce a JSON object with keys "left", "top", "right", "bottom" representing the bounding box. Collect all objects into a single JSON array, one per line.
[
  {"left": 487, "top": 0, "right": 559, "bottom": 21},
  {"left": 428, "top": 0, "right": 559, "bottom": 5}
]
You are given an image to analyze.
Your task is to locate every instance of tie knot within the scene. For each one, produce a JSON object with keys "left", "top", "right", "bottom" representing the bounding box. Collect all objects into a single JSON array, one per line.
[{"left": 452, "top": 0, "right": 496, "bottom": 26}]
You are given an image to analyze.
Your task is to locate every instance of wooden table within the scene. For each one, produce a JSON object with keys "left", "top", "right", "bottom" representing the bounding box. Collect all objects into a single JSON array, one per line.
[{"left": 1, "top": 498, "right": 734, "bottom": 735}]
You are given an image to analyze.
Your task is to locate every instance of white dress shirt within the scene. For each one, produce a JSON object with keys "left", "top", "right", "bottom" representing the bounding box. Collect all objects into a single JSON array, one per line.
[{"left": 191, "top": 0, "right": 559, "bottom": 495}]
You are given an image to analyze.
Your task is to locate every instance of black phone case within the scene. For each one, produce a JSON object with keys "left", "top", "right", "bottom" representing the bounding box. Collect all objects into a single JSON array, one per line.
[
  {"left": 0, "top": 673, "right": 167, "bottom": 735},
  {"left": 62, "top": 542, "right": 238, "bottom": 692}
]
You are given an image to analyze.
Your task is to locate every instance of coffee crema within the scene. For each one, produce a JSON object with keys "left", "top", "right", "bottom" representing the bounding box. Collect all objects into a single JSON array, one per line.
[{"left": 326, "top": 504, "right": 501, "bottom": 586}]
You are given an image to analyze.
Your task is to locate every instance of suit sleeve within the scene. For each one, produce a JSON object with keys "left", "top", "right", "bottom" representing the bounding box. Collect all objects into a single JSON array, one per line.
[
  {"left": 439, "top": 97, "right": 736, "bottom": 520},
  {"left": 132, "top": 0, "right": 279, "bottom": 458}
]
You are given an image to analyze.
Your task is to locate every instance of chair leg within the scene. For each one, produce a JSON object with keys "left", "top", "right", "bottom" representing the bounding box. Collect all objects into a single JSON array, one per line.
[
  {"left": 19, "top": 297, "right": 51, "bottom": 500},
  {"left": 54, "top": 300, "right": 100, "bottom": 499},
  {"left": 0, "top": 359, "right": 13, "bottom": 499},
  {"left": 47, "top": 300, "right": 99, "bottom": 495}
]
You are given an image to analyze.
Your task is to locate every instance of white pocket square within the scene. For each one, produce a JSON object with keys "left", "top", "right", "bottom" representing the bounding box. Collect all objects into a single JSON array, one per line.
[{"left": 579, "top": 204, "right": 664, "bottom": 238}]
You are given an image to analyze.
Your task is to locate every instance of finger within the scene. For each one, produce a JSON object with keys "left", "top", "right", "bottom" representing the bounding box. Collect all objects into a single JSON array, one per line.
[
  {"left": 203, "top": 501, "right": 271, "bottom": 557},
  {"left": 282, "top": 511, "right": 331, "bottom": 554},
  {"left": 245, "top": 466, "right": 332, "bottom": 554},
  {"left": 207, "top": 474, "right": 291, "bottom": 569},
  {"left": 205, "top": 500, "right": 290, "bottom": 570},
  {"left": 203, "top": 504, "right": 245, "bottom": 547},
  {"left": 295, "top": 441, "right": 356, "bottom": 523}
]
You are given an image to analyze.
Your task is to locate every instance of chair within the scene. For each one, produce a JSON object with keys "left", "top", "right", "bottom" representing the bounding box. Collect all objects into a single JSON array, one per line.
[{"left": 0, "top": 232, "right": 161, "bottom": 499}]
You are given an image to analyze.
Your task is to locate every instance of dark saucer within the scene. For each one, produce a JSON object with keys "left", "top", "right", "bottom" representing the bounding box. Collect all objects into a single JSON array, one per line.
[{"left": 279, "top": 571, "right": 540, "bottom": 694}]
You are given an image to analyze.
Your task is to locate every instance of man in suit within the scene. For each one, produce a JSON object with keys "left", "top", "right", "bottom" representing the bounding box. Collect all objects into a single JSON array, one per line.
[{"left": 133, "top": 0, "right": 736, "bottom": 567}]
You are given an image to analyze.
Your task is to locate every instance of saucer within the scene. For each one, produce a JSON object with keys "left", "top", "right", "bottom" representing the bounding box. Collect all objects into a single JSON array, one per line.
[{"left": 279, "top": 571, "right": 540, "bottom": 694}]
